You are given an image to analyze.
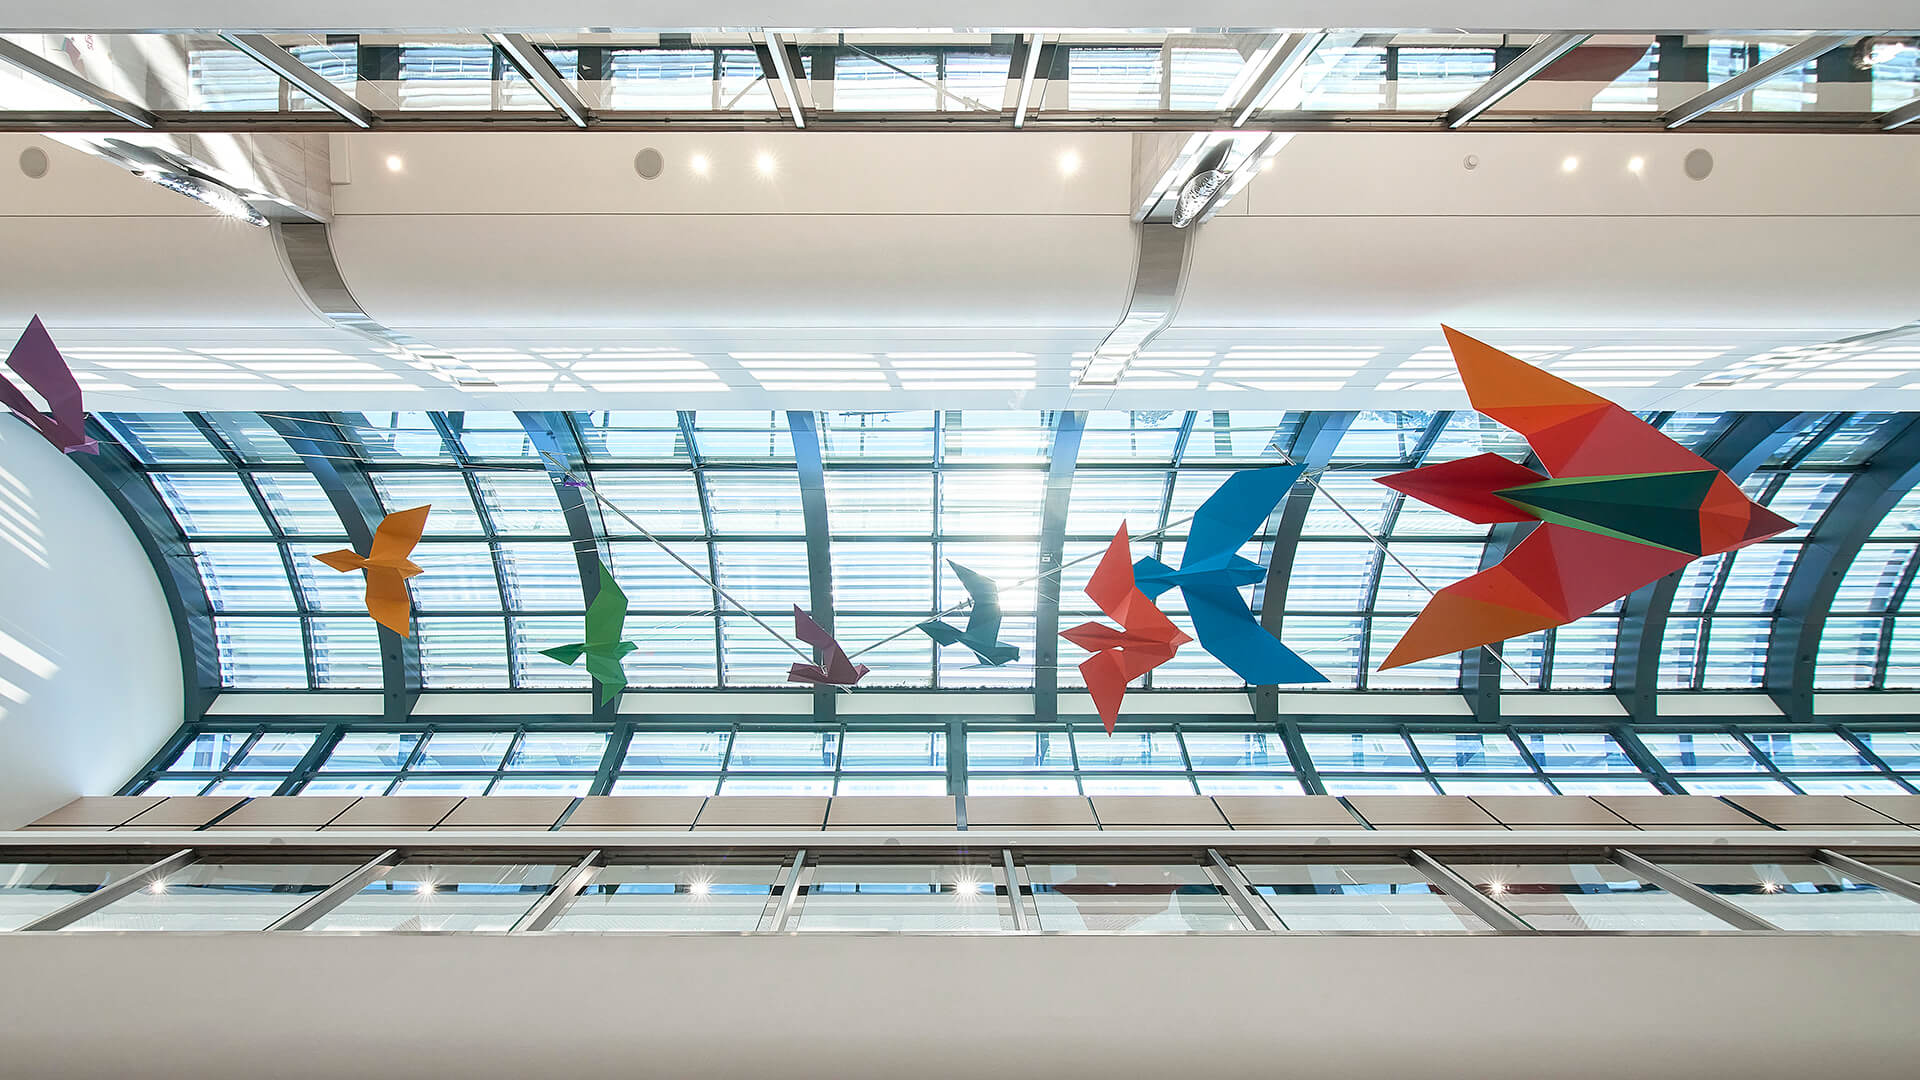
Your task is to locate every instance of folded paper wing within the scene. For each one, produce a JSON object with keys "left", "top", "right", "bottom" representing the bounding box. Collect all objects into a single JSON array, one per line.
[
  {"left": 788, "top": 606, "right": 871, "bottom": 686},
  {"left": 1061, "top": 524, "right": 1192, "bottom": 732},
  {"left": 0, "top": 316, "right": 96, "bottom": 454},
  {"left": 1373, "top": 327, "right": 1793, "bottom": 670},
  {"left": 312, "top": 505, "right": 430, "bottom": 638},
  {"left": 1131, "top": 466, "right": 1326, "bottom": 686}
]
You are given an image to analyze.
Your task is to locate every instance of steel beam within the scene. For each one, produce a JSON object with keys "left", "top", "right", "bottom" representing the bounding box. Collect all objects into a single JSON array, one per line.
[
  {"left": 1884, "top": 95, "right": 1920, "bottom": 130},
  {"left": 263, "top": 412, "right": 421, "bottom": 721},
  {"left": 1614, "top": 413, "right": 1812, "bottom": 720},
  {"left": 758, "top": 33, "right": 806, "bottom": 129},
  {"left": 1445, "top": 33, "right": 1589, "bottom": 128},
  {"left": 17, "top": 849, "right": 195, "bottom": 931},
  {"left": 788, "top": 412, "right": 834, "bottom": 718},
  {"left": 1766, "top": 416, "right": 1920, "bottom": 720},
  {"left": 489, "top": 33, "right": 588, "bottom": 127},
  {"left": 74, "top": 419, "right": 221, "bottom": 722},
  {"left": 267, "top": 849, "right": 399, "bottom": 931},
  {"left": 518, "top": 412, "right": 615, "bottom": 718},
  {"left": 1816, "top": 849, "right": 1920, "bottom": 905},
  {"left": 1612, "top": 848, "right": 1781, "bottom": 931},
  {"left": 1662, "top": 35, "right": 1857, "bottom": 128},
  {"left": 1230, "top": 32, "right": 1326, "bottom": 126},
  {"left": 1001, "top": 849, "right": 1031, "bottom": 931},
  {"left": 223, "top": 34, "right": 374, "bottom": 128},
  {"left": 1253, "top": 411, "right": 1354, "bottom": 726},
  {"left": 1011, "top": 34, "right": 1044, "bottom": 127},
  {"left": 768, "top": 849, "right": 807, "bottom": 930},
  {"left": 515, "top": 849, "right": 602, "bottom": 931},
  {"left": 1206, "top": 848, "right": 1278, "bottom": 930},
  {"left": 1408, "top": 849, "right": 1534, "bottom": 933},
  {"left": 1034, "top": 411, "right": 1086, "bottom": 723},
  {"left": 0, "top": 39, "right": 156, "bottom": 127}
]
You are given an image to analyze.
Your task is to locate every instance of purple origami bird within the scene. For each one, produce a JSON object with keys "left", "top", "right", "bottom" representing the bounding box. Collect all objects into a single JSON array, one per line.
[
  {"left": 786, "top": 605, "right": 870, "bottom": 686},
  {"left": 0, "top": 316, "right": 96, "bottom": 454}
]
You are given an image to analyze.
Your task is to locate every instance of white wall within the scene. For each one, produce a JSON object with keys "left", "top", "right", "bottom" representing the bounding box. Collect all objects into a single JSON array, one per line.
[
  {"left": 0, "top": 420, "right": 181, "bottom": 828},
  {"left": 0, "top": 931, "right": 1914, "bottom": 1078}
]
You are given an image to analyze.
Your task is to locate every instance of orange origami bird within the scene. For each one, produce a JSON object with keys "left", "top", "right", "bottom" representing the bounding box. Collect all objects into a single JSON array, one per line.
[
  {"left": 1373, "top": 328, "right": 1792, "bottom": 670},
  {"left": 313, "top": 505, "right": 430, "bottom": 637},
  {"left": 1060, "top": 524, "right": 1193, "bottom": 733}
]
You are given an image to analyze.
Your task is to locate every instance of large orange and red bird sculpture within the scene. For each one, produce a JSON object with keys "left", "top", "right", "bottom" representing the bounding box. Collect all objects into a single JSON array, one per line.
[{"left": 1374, "top": 327, "right": 1793, "bottom": 671}]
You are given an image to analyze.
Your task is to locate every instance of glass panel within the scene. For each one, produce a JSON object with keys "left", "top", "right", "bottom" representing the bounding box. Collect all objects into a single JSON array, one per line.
[
  {"left": 1194, "top": 775, "right": 1305, "bottom": 795},
  {"left": 164, "top": 732, "right": 253, "bottom": 772},
  {"left": 307, "top": 861, "right": 570, "bottom": 932},
  {"left": 1517, "top": 733, "right": 1637, "bottom": 772},
  {"left": 311, "top": 618, "right": 383, "bottom": 687},
  {"left": 548, "top": 861, "right": 784, "bottom": 931},
  {"left": 250, "top": 474, "right": 342, "bottom": 535},
  {"left": 505, "top": 732, "right": 609, "bottom": 771},
  {"left": 1857, "top": 732, "right": 1920, "bottom": 770},
  {"left": 1239, "top": 859, "right": 1488, "bottom": 931},
  {"left": 623, "top": 731, "right": 729, "bottom": 770},
  {"left": 966, "top": 731, "right": 1073, "bottom": 770},
  {"left": 66, "top": 861, "right": 359, "bottom": 931},
  {"left": 228, "top": 732, "right": 317, "bottom": 771},
  {"left": 0, "top": 862, "right": 149, "bottom": 931},
  {"left": 1639, "top": 732, "right": 1766, "bottom": 772},
  {"left": 1484, "top": 36, "right": 1660, "bottom": 113},
  {"left": 417, "top": 618, "right": 510, "bottom": 686},
  {"left": 1303, "top": 733, "right": 1417, "bottom": 772},
  {"left": 412, "top": 732, "right": 514, "bottom": 771},
  {"left": 152, "top": 474, "right": 269, "bottom": 535},
  {"left": 1410, "top": 732, "right": 1530, "bottom": 773},
  {"left": 320, "top": 732, "right": 422, "bottom": 772},
  {"left": 213, "top": 617, "right": 306, "bottom": 687},
  {"left": 966, "top": 775, "right": 1082, "bottom": 795},
  {"left": 726, "top": 732, "right": 838, "bottom": 771},
  {"left": 839, "top": 731, "right": 946, "bottom": 771},
  {"left": 1749, "top": 732, "right": 1872, "bottom": 771},
  {"left": 796, "top": 861, "right": 1009, "bottom": 931},
  {"left": 1663, "top": 859, "right": 1920, "bottom": 930},
  {"left": 1072, "top": 731, "right": 1184, "bottom": 770},
  {"left": 835, "top": 776, "right": 949, "bottom": 796},
  {"left": 1181, "top": 731, "right": 1290, "bottom": 770},
  {"left": 703, "top": 472, "right": 805, "bottom": 534},
  {"left": 1319, "top": 777, "right": 1439, "bottom": 795},
  {"left": 1027, "top": 861, "right": 1242, "bottom": 932},
  {"left": 1079, "top": 775, "right": 1199, "bottom": 795},
  {"left": 1448, "top": 861, "right": 1729, "bottom": 931},
  {"left": 610, "top": 777, "right": 718, "bottom": 796}
]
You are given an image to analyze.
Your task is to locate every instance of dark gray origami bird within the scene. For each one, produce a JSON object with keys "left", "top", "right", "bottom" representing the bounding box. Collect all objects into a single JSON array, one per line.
[{"left": 918, "top": 560, "right": 1020, "bottom": 666}]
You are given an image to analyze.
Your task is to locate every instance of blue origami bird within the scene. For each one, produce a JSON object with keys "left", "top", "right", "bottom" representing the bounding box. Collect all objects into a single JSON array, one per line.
[
  {"left": 1131, "top": 466, "right": 1327, "bottom": 686},
  {"left": 918, "top": 560, "right": 1020, "bottom": 666}
]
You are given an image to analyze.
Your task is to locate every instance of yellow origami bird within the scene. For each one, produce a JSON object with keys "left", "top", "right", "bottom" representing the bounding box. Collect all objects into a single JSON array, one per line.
[{"left": 313, "top": 505, "right": 430, "bottom": 637}]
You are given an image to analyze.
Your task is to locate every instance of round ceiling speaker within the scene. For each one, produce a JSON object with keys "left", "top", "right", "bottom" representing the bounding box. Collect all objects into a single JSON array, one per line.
[
  {"left": 1684, "top": 148, "right": 1714, "bottom": 181},
  {"left": 633, "top": 147, "right": 664, "bottom": 180},
  {"left": 18, "top": 146, "right": 48, "bottom": 179}
]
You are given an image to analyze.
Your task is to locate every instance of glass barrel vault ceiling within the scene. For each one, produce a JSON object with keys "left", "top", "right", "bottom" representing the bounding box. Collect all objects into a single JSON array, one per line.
[
  {"left": 94, "top": 408, "right": 1920, "bottom": 694},
  {"left": 1, "top": 30, "right": 1916, "bottom": 129}
]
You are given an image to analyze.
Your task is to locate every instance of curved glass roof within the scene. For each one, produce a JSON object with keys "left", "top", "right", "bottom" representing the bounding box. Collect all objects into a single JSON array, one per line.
[{"left": 97, "top": 408, "right": 1914, "bottom": 696}]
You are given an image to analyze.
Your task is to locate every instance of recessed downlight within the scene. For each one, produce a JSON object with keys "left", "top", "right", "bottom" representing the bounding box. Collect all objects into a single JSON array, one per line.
[{"left": 18, "top": 146, "right": 48, "bottom": 179}]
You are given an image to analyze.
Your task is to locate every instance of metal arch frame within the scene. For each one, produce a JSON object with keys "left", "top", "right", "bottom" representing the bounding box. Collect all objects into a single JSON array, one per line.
[
  {"left": 1353, "top": 413, "right": 1456, "bottom": 691},
  {"left": 1868, "top": 543, "right": 1920, "bottom": 689},
  {"left": 1034, "top": 411, "right": 1086, "bottom": 724},
  {"left": 1767, "top": 416, "right": 1920, "bottom": 721},
  {"left": 72, "top": 417, "right": 221, "bottom": 723},
  {"left": 789, "top": 411, "right": 834, "bottom": 717},
  {"left": 1613, "top": 413, "right": 1814, "bottom": 721},
  {"left": 675, "top": 411, "right": 729, "bottom": 689},
  {"left": 263, "top": 412, "right": 422, "bottom": 721},
  {"left": 517, "top": 411, "right": 616, "bottom": 719},
  {"left": 427, "top": 413, "right": 529, "bottom": 690},
  {"left": 1253, "top": 411, "right": 1353, "bottom": 748}
]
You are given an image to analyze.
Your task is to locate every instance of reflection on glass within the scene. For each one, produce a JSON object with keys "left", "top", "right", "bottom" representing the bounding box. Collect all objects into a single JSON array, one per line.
[
  {"left": 547, "top": 861, "right": 783, "bottom": 931},
  {"left": 1662, "top": 859, "right": 1920, "bottom": 930},
  {"left": 1448, "top": 861, "right": 1729, "bottom": 931},
  {"left": 0, "top": 863, "right": 147, "bottom": 931},
  {"left": 308, "top": 861, "right": 567, "bottom": 932},
  {"left": 1027, "top": 861, "right": 1241, "bottom": 932},
  {"left": 1239, "top": 859, "right": 1487, "bottom": 931},
  {"left": 66, "top": 862, "right": 359, "bottom": 931},
  {"left": 796, "top": 861, "right": 1009, "bottom": 931}
]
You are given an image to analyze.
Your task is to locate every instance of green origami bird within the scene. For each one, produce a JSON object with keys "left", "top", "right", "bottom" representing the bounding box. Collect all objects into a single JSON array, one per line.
[{"left": 541, "top": 562, "right": 638, "bottom": 706}]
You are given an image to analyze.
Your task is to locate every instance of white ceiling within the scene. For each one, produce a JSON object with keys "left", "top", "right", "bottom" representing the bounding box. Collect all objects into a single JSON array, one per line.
[{"left": 2, "top": 130, "right": 1916, "bottom": 414}]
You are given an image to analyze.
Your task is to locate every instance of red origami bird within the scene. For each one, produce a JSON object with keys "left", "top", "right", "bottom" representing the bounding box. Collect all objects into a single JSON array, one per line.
[
  {"left": 1060, "top": 524, "right": 1193, "bottom": 732},
  {"left": 1374, "top": 327, "right": 1793, "bottom": 670}
]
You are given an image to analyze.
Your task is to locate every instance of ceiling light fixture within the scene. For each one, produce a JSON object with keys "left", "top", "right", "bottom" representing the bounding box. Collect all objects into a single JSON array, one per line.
[
  {"left": 1627, "top": 155, "right": 1645, "bottom": 174},
  {"left": 755, "top": 151, "right": 777, "bottom": 177},
  {"left": 385, "top": 154, "right": 404, "bottom": 172},
  {"left": 1058, "top": 149, "right": 1081, "bottom": 177},
  {"left": 690, "top": 153, "right": 711, "bottom": 176},
  {"left": 1561, "top": 155, "right": 1580, "bottom": 173},
  {"left": 141, "top": 169, "right": 269, "bottom": 227},
  {"left": 1170, "top": 143, "right": 1233, "bottom": 229}
]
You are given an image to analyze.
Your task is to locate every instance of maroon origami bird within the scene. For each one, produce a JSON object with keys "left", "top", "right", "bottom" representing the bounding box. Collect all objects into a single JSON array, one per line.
[
  {"left": 786, "top": 606, "right": 870, "bottom": 686},
  {"left": 0, "top": 316, "right": 96, "bottom": 454}
]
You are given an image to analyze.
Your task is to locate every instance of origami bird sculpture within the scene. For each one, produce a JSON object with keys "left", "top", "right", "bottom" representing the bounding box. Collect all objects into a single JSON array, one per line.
[
  {"left": 0, "top": 316, "right": 96, "bottom": 454},
  {"left": 313, "top": 505, "right": 430, "bottom": 638},
  {"left": 1374, "top": 326, "right": 1794, "bottom": 669},
  {"left": 918, "top": 560, "right": 1020, "bottom": 666},
  {"left": 1060, "top": 524, "right": 1193, "bottom": 733},
  {"left": 1132, "top": 466, "right": 1327, "bottom": 686},
  {"left": 787, "top": 606, "right": 870, "bottom": 686},
  {"left": 541, "top": 562, "right": 639, "bottom": 705}
]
